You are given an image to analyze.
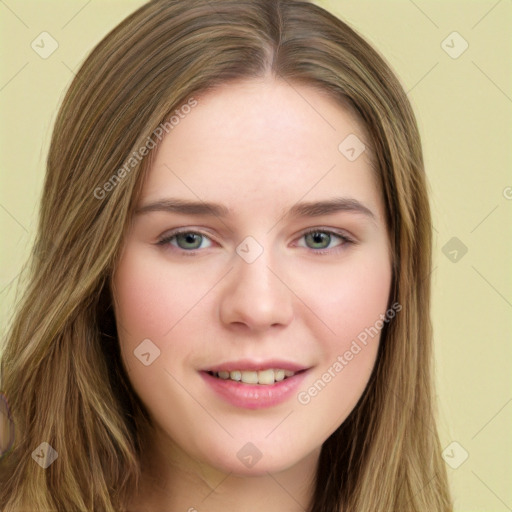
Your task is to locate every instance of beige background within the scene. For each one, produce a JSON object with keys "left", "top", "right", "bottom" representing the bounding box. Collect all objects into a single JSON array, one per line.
[{"left": 1, "top": 1, "right": 511, "bottom": 510}]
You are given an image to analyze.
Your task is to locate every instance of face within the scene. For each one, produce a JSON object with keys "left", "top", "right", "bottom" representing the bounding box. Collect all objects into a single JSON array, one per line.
[{"left": 112, "top": 78, "right": 392, "bottom": 477}]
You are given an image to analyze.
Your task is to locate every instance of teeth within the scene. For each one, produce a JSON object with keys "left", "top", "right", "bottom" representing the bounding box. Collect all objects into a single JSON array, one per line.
[
  {"left": 213, "top": 369, "right": 297, "bottom": 385},
  {"left": 257, "top": 369, "right": 275, "bottom": 385},
  {"left": 230, "top": 370, "right": 241, "bottom": 381},
  {"left": 241, "top": 371, "right": 259, "bottom": 384}
]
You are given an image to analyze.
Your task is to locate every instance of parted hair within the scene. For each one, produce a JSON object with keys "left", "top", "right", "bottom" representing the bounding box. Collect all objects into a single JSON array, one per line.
[{"left": 0, "top": 1, "right": 452, "bottom": 510}]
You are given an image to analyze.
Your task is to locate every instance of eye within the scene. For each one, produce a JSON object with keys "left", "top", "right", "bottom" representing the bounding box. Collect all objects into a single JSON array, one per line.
[
  {"left": 156, "top": 230, "right": 213, "bottom": 253},
  {"left": 297, "top": 228, "right": 354, "bottom": 254},
  {"left": 156, "top": 227, "right": 354, "bottom": 256}
]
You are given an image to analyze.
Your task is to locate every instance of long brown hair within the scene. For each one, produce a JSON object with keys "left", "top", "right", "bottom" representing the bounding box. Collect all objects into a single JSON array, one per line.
[{"left": 0, "top": 1, "right": 452, "bottom": 510}]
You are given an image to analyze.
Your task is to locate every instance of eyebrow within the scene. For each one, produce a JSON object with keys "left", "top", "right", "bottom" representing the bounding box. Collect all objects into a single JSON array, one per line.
[{"left": 135, "top": 197, "right": 376, "bottom": 221}]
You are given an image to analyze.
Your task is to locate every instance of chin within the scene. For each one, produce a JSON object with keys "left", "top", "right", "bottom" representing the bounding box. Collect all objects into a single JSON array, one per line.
[{"left": 198, "top": 441, "right": 313, "bottom": 477}]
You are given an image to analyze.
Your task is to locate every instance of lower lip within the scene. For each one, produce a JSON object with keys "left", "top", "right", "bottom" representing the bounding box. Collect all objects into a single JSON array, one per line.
[{"left": 200, "top": 371, "right": 309, "bottom": 410}]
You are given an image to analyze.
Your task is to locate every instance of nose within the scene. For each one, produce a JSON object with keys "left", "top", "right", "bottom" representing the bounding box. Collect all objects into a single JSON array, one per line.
[{"left": 218, "top": 244, "right": 294, "bottom": 332}]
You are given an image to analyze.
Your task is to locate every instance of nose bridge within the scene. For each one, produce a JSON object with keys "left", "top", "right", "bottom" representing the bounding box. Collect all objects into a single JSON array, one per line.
[
  {"left": 218, "top": 235, "right": 294, "bottom": 330},
  {"left": 237, "top": 239, "right": 275, "bottom": 291}
]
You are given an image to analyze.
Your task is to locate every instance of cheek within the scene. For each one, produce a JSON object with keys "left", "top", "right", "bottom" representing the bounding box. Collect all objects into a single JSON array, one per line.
[
  {"left": 335, "top": 259, "right": 391, "bottom": 340},
  {"left": 111, "top": 248, "right": 202, "bottom": 390},
  {"left": 296, "top": 248, "right": 392, "bottom": 346},
  {"left": 293, "top": 250, "right": 391, "bottom": 414},
  {"left": 112, "top": 249, "right": 201, "bottom": 341}
]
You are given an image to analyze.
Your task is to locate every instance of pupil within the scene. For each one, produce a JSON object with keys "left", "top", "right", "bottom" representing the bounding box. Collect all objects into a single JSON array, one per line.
[
  {"left": 309, "top": 232, "right": 329, "bottom": 248},
  {"left": 179, "top": 233, "right": 201, "bottom": 249}
]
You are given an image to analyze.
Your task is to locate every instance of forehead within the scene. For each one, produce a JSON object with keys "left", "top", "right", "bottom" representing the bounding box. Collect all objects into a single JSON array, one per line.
[{"left": 139, "top": 78, "right": 382, "bottom": 221}]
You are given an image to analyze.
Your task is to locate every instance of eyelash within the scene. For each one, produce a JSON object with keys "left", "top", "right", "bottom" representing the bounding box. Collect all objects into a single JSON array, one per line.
[{"left": 156, "top": 227, "right": 355, "bottom": 256}]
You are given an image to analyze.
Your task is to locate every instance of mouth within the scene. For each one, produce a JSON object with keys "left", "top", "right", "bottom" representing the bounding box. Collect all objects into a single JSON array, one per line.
[
  {"left": 206, "top": 368, "right": 304, "bottom": 386},
  {"left": 200, "top": 360, "right": 311, "bottom": 409}
]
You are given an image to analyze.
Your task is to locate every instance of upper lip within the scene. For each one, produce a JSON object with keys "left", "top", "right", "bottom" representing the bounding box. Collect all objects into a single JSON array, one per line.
[{"left": 203, "top": 359, "right": 310, "bottom": 373}]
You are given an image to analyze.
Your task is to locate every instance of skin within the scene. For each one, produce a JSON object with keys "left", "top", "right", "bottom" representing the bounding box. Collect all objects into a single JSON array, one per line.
[{"left": 112, "top": 76, "right": 392, "bottom": 511}]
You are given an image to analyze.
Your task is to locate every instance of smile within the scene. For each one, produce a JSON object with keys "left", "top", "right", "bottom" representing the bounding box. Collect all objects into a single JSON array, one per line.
[
  {"left": 201, "top": 361, "right": 310, "bottom": 409},
  {"left": 207, "top": 368, "right": 297, "bottom": 385}
]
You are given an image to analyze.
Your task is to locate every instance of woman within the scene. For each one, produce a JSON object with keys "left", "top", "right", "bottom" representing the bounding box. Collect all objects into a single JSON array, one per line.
[{"left": 0, "top": 0, "right": 452, "bottom": 510}]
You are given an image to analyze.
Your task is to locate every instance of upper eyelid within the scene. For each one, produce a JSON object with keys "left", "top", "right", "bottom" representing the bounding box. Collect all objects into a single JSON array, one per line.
[
  {"left": 296, "top": 229, "right": 354, "bottom": 247},
  {"left": 158, "top": 227, "right": 353, "bottom": 246}
]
